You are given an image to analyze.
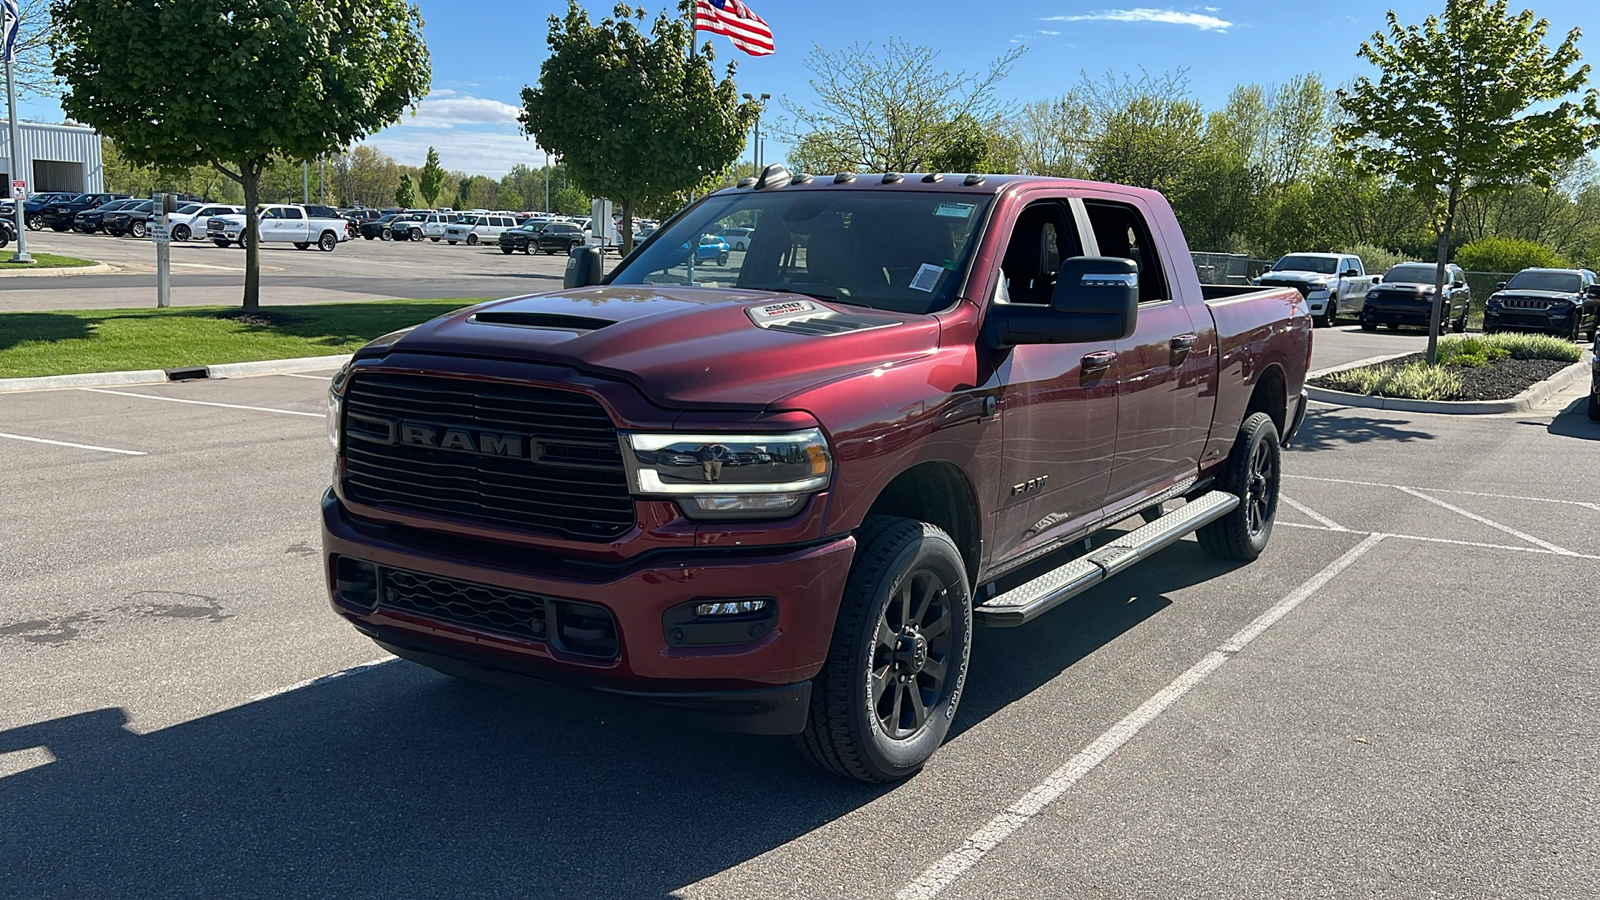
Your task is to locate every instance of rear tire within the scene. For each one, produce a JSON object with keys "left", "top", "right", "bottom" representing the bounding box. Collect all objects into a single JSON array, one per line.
[
  {"left": 1197, "top": 412, "right": 1280, "bottom": 562},
  {"left": 430, "top": 237, "right": 440, "bottom": 242},
  {"left": 500, "top": 246, "right": 514, "bottom": 255},
  {"left": 318, "top": 231, "right": 337, "bottom": 252},
  {"left": 1360, "top": 321, "right": 1376, "bottom": 331},
  {"left": 795, "top": 517, "right": 972, "bottom": 783},
  {"left": 294, "top": 241, "right": 309, "bottom": 250},
  {"left": 1588, "top": 391, "right": 1600, "bottom": 422}
]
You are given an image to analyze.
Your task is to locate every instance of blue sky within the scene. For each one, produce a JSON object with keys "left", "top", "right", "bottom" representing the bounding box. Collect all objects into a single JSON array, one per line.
[{"left": 20, "top": 0, "right": 1599, "bottom": 178}]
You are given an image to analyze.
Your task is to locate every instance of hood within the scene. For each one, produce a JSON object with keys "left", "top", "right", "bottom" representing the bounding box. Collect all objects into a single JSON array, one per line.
[
  {"left": 369, "top": 286, "right": 941, "bottom": 410},
  {"left": 1258, "top": 271, "right": 1334, "bottom": 285},
  {"left": 1371, "top": 282, "right": 1433, "bottom": 294},
  {"left": 1494, "top": 289, "right": 1579, "bottom": 300}
]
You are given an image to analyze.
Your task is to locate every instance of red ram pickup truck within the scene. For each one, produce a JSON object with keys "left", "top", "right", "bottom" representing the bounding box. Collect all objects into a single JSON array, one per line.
[{"left": 321, "top": 169, "right": 1312, "bottom": 782}]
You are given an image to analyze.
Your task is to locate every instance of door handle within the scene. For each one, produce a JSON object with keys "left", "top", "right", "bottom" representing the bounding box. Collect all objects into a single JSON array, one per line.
[
  {"left": 1170, "top": 334, "right": 1199, "bottom": 352},
  {"left": 1081, "top": 350, "right": 1117, "bottom": 374}
]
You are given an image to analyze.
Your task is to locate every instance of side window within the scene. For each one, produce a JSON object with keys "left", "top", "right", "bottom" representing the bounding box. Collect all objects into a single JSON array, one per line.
[
  {"left": 1083, "top": 200, "right": 1168, "bottom": 304},
  {"left": 261, "top": 208, "right": 282, "bottom": 220},
  {"left": 286, "top": 208, "right": 304, "bottom": 220},
  {"left": 999, "top": 200, "right": 1081, "bottom": 305}
]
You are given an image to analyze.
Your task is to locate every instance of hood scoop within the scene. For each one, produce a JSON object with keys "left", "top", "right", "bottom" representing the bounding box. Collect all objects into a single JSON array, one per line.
[
  {"left": 469, "top": 311, "right": 615, "bottom": 332},
  {"left": 745, "top": 298, "right": 901, "bottom": 336}
]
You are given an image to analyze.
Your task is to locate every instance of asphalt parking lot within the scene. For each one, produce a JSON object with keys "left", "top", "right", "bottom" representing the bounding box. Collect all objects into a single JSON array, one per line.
[
  {"left": 2, "top": 329, "right": 1597, "bottom": 898},
  {"left": 0, "top": 228, "right": 577, "bottom": 311}
]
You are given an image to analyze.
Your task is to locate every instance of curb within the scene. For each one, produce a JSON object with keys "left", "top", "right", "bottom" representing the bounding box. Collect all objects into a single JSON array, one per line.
[
  {"left": 0, "top": 262, "right": 116, "bottom": 277},
  {"left": 1309, "top": 358, "right": 1590, "bottom": 415},
  {"left": 0, "top": 354, "right": 350, "bottom": 394}
]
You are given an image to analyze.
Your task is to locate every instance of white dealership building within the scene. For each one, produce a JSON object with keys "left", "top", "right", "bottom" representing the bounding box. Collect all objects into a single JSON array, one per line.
[{"left": 0, "top": 121, "right": 105, "bottom": 194}]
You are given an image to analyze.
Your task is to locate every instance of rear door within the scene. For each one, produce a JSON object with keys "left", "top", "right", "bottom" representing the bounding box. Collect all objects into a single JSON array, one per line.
[{"left": 1081, "top": 195, "right": 1207, "bottom": 507}]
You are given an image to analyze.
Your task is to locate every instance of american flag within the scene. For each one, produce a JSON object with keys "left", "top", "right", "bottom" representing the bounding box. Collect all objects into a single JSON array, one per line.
[{"left": 693, "top": 0, "right": 774, "bottom": 57}]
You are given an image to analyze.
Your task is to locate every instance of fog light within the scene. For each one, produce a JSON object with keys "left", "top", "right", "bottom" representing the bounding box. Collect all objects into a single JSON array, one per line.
[
  {"left": 695, "top": 599, "right": 768, "bottom": 616},
  {"left": 689, "top": 494, "right": 802, "bottom": 514}
]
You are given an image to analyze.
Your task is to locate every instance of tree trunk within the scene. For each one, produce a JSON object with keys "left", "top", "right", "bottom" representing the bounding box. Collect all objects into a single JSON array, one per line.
[
  {"left": 1426, "top": 183, "right": 1460, "bottom": 366},
  {"left": 621, "top": 197, "right": 634, "bottom": 257},
  {"left": 242, "top": 166, "right": 262, "bottom": 311}
]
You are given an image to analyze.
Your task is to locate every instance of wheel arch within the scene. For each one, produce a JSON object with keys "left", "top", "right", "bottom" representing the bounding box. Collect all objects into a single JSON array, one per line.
[
  {"left": 860, "top": 461, "right": 982, "bottom": 587},
  {"left": 1245, "top": 363, "right": 1287, "bottom": 438}
]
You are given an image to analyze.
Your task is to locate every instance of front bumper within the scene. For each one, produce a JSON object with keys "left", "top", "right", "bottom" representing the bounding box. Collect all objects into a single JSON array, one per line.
[
  {"left": 320, "top": 490, "right": 854, "bottom": 733},
  {"left": 1362, "top": 304, "right": 1437, "bottom": 327},
  {"left": 1484, "top": 309, "right": 1564, "bottom": 333}
]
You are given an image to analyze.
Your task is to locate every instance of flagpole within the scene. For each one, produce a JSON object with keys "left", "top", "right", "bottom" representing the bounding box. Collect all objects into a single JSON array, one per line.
[{"left": 4, "top": 1, "right": 29, "bottom": 263}]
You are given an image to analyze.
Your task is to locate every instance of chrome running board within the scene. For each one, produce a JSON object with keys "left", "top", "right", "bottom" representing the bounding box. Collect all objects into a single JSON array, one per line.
[{"left": 975, "top": 490, "right": 1239, "bottom": 627}]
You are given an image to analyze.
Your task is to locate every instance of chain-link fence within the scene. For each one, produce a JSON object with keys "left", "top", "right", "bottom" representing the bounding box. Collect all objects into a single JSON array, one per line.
[{"left": 1191, "top": 252, "right": 1277, "bottom": 285}]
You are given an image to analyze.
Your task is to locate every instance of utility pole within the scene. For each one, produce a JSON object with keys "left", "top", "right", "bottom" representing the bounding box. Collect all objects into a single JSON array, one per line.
[
  {"left": 741, "top": 92, "right": 769, "bottom": 178},
  {"left": 4, "top": 0, "right": 31, "bottom": 263},
  {"left": 302, "top": 161, "right": 309, "bottom": 204},
  {"left": 544, "top": 150, "right": 550, "bottom": 214}
]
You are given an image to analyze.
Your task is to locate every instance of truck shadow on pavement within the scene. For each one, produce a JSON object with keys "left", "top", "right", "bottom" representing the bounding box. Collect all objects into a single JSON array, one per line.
[
  {"left": 1286, "top": 407, "right": 1437, "bottom": 452},
  {"left": 0, "top": 549, "right": 1243, "bottom": 900}
]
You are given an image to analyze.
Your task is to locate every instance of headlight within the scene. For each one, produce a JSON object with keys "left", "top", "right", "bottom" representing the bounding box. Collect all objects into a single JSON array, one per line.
[
  {"left": 623, "top": 429, "right": 832, "bottom": 518},
  {"left": 327, "top": 363, "right": 350, "bottom": 452},
  {"left": 1366, "top": 291, "right": 1380, "bottom": 300}
]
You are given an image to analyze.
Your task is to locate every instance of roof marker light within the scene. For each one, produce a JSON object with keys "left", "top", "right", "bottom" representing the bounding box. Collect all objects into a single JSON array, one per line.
[
  {"left": 736, "top": 176, "right": 757, "bottom": 189},
  {"left": 963, "top": 174, "right": 986, "bottom": 186},
  {"left": 790, "top": 173, "right": 814, "bottom": 185},
  {"left": 833, "top": 172, "right": 856, "bottom": 184},
  {"left": 922, "top": 173, "right": 944, "bottom": 183},
  {"left": 882, "top": 172, "right": 904, "bottom": 184}
]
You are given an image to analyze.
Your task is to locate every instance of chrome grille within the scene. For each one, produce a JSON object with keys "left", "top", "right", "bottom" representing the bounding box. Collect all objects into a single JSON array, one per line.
[
  {"left": 341, "top": 372, "right": 634, "bottom": 541},
  {"left": 1501, "top": 297, "right": 1552, "bottom": 310}
]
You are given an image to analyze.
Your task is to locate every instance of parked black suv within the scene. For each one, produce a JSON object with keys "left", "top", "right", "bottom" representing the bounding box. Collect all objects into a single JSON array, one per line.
[
  {"left": 74, "top": 198, "right": 143, "bottom": 233},
  {"left": 497, "top": 222, "right": 543, "bottom": 254},
  {"left": 104, "top": 200, "right": 155, "bottom": 237},
  {"left": 1484, "top": 268, "right": 1600, "bottom": 341},
  {"left": 534, "top": 221, "right": 587, "bottom": 255},
  {"left": 22, "top": 192, "right": 79, "bottom": 230},
  {"left": 38, "top": 192, "right": 131, "bottom": 231},
  {"left": 1361, "top": 262, "right": 1472, "bottom": 333}
]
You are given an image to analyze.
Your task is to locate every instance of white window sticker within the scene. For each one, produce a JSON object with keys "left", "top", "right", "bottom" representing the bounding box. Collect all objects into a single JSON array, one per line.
[
  {"left": 910, "top": 263, "right": 944, "bottom": 292},
  {"left": 935, "top": 202, "right": 975, "bottom": 219}
]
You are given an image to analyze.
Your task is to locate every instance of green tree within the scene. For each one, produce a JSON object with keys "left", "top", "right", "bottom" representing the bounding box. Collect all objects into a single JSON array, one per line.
[
  {"left": 553, "top": 184, "right": 589, "bottom": 217},
  {"left": 419, "top": 147, "right": 446, "bottom": 208},
  {"left": 53, "top": 0, "right": 430, "bottom": 309},
  {"left": 395, "top": 174, "right": 418, "bottom": 209},
  {"left": 521, "top": 1, "right": 752, "bottom": 255},
  {"left": 783, "top": 38, "right": 1022, "bottom": 174},
  {"left": 1454, "top": 235, "right": 1568, "bottom": 271},
  {"left": 1338, "top": 0, "right": 1600, "bottom": 362}
]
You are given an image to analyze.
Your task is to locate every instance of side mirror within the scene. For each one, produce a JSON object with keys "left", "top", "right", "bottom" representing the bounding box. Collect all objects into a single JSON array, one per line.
[
  {"left": 987, "top": 257, "right": 1138, "bottom": 348},
  {"left": 1495, "top": 281, "right": 1507, "bottom": 290},
  {"left": 1586, "top": 284, "right": 1600, "bottom": 299},
  {"left": 564, "top": 246, "right": 605, "bottom": 288},
  {"left": 1372, "top": 275, "right": 1382, "bottom": 284},
  {"left": 1342, "top": 268, "right": 1359, "bottom": 277}
]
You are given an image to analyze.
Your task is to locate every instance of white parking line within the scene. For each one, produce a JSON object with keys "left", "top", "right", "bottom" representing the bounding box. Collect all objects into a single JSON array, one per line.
[
  {"left": 1396, "top": 486, "right": 1576, "bottom": 556},
  {"left": 1280, "top": 495, "right": 1345, "bottom": 530},
  {"left": 1287, "top": 474, "right": 1599, "bottom": 512},
  {"left": 79, "top": 387, "right": 324, "bottom": 418},
  {"left": 0, "top": 431, "right": 147, "bottom": 455},
  {"left": 897, "top": 534, "right": 1389, "bottom": 900},
  {"left": 1277, "top": 522, "right": 1600, "bottom": 560}
]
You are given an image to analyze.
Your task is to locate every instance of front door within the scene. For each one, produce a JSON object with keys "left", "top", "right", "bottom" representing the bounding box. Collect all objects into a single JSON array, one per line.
[{"left": 992, "top": 197, "right": 1119, "bottom": 564}]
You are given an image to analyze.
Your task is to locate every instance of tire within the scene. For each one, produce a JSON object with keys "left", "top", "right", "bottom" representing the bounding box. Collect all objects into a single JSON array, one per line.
[
  {"left": 1588, "top": 390, "right": 1600, "bottom": 422},
  {"left": 409, "top": 228, "right": 423, "bottom": 242},
  {"left": 571, "top": 240, "right": 582, "bottom": 254},
  {"left": 795, "top": 516, "right": 972, "bottom": 783},
  {"left": 0, "top": 232, "right": 9, "bottom": 250},
  {"left": 448, "top": 240, "right": 457, "bottom": 246},
  {"left": 379, "top": 229, "right": 390, "bottom": 241},
  {"left": 363, "top": 235, "right": 374, "bottom": 241},
  {"left": 1318, "top": 301, "right": 1338, "bottom": 328},
  {"left": 173, "top": 224, "right": 190, "bottom": 242},
  {"left": 1571, "top": 317, "right": 1583, "bottom": 343},
  {"left": 430, "top": 237, "right": 440, "bottom": 242},
  {"left": 51, "top": 224, "right": 68, "bottom": 232},
  {"left": 131, "top": 220, "right": 147, "bottom": 238},
  {"left": 294, "top": 241, "right": 309, "bottom": 250},
  {"left": 26, "top": 217, "right": 41, "bottom": 231},
  {"left": 467, "top": 233, "right": 479, "bottom": 246},
  {"left": 213, "top": 239, "right": 230, "bottom": 248},
  {"left": 1452, "top": 306, "right": 1467, "bottom": 333},
  {"left": 718, "top": 252, "right": 729, "bottom": 266},
  {"left": 318, "top": 231, "right": 337, "bottom": 252},
  {"left": 1483, "top": 324, "right": 1499, "bottom": 335},
  {"left": 1197, "top": 412, "right": 1280, "bottom": 562},
  {"left": 500, "top": 246, "right": 514, "bottom": 255},
  {"left": 1360, "top": 321, "right": 1376, "bottom": 331}
]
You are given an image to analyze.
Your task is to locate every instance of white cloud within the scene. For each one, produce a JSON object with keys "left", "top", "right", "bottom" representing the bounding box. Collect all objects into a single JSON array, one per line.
[
  {"left": 360, "top": 127, "right": 549, "bottom": 179},
  {"left": 397, "top": 92, "right": 523, "bottom": 130},
  {"left": 1042, "top": 8, "right": 1233, "bottom": 30},
  {"left": 1039, "top": 29, "right": 1061, "bottom": 34}
]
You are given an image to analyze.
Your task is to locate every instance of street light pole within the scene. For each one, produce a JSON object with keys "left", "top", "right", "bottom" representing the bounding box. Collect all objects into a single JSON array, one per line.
[
  {"left": 741, "top": 92, "right": 769, "bottom": 178},
  {"left": 544, "top": 150, "right": 550, "bottom": 214}
]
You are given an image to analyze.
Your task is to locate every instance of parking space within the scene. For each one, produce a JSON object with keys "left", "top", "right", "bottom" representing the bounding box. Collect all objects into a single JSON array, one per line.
[{"left": 3, "top": 369, "right": 1599, "bottom": 897}]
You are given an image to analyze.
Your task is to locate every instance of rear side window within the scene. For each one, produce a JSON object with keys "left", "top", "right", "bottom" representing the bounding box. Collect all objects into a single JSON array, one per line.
[{"left": 1084, "top": 200, "right": 1168, "bottom": 304}]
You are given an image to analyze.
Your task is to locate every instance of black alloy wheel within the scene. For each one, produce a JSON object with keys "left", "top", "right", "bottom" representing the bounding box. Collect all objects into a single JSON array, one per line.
[
  {"left": 1319, "top": 299, "right": 1337, "bottom": 328},
  {"left": 796, "top": 517, "right": 972, "bottom": 783},
  {"left": 172, "top": 224, "right": 190, "bottom": 241},
  {"left": 26, "top": 216, "right": 41, "bottom": 231},
  {"left": 1197, "top": 411, "right": 1280, "bottom": 561}
]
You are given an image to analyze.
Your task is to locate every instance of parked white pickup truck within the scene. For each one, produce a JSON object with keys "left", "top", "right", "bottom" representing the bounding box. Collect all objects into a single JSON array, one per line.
[
  {"left": 206, "top": 204, "right": 349, "bottom": 251},
  {"left": 1253, "top": 252, "right": 1380, "bottom": 328}
]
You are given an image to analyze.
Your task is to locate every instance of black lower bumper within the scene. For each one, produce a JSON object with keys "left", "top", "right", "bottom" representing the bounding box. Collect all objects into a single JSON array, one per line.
[
  {"left": 363, "top": 626, "right": 813, "bottom": 736},
  {"left": 1484, "top": 312, "right": 1561, "bottom": 334},
  {"left": 1362, "top": 307, "right": 1435, "bottom": 327}
]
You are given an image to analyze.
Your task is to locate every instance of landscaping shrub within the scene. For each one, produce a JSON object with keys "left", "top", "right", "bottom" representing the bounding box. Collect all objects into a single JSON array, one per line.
[
  {"left": 1323, "top": 362, "right": 1464, "bottom": 400},
  {"left": 1342, "top": 243, "right": 1409, "bottom": 275},
  {"left": 1453, "top": 236, "right": 1567, "bottom": 273}
]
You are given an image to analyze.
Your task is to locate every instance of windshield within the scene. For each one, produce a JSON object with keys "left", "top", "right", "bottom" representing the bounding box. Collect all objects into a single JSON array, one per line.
[
  {"left": 176, "top": 203, "right": 201, "bottom": 215},
  {"left": 458, "top": 216, "right": 483, "bottom": 226},
  {"left": 609, "top": 190, "right": 994, "bottom": 314},
  {"left": 1505, "top": 271, "right": 1581, "bottom": 293},
  {"left": 1384, "top": 264, "right": 1448, "bottom": 284},
  {"left": 1272, "top": 255, "right": 1339, "bottom": 275}
]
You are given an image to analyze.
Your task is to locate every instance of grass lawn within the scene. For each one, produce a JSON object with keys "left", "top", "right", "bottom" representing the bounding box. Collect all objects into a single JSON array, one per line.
[
  {"left": 0, "top": 252, "right": 99, "bottom": 270},
  {"left": 0, "top": 299, "right": 485, "bottom": 378}
]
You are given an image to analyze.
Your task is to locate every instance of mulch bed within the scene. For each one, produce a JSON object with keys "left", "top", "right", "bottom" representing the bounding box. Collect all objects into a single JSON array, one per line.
[{"left": 1310, "top": 353, "right": 1577, "bottom": 401}]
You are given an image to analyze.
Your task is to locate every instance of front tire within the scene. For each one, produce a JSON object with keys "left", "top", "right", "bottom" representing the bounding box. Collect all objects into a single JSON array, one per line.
[
  {"left": 173, "top": 224, "right": 190, "bottom": 242},
  {"left": 1197, "top": 411, "right": 1280, "bottom": 562},
  {"left": 796, "top": 517, "right": 972, "bottom": 783},
  {"left": 131, "top": 220, "right": 147, "bottom": 238},
  {"left": 500, "top": 246, "right": 514, "bottom": 255},
  {"left": 26, "top": 217, "right": 41, "bottom": 231},
  {"left": 213, "top": 239, "right": 231, "bottom": 248},
  {"left": 1319, "top": 301, "right": 1337, "bottom": 328},
  {"left": 467, "top": 233, "right": 479, "bottom": 246}
]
